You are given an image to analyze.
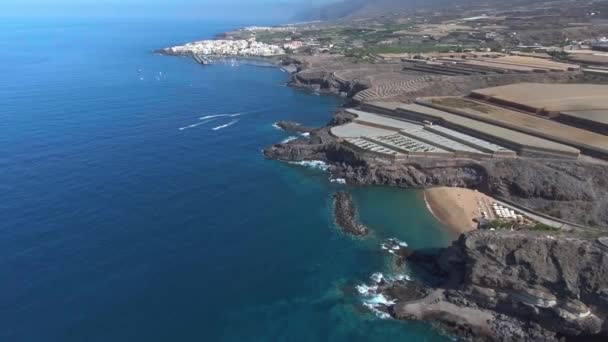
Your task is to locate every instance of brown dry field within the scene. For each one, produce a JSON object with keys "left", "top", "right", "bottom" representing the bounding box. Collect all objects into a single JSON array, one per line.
[
  {"left": 472, "top": 83, "right": 608, "bottom": 111},
  {"left": 485, "top": 56, "right": 579, "bottom": 71},
  {"left": 409, "top": 100, "right": 580, "bottom": 155},
  {"left": 568, "top": 54, "right": 608, "bottom": 66},
  {"left": 426, "top": 96, "right": 608, "bottom": 154}
]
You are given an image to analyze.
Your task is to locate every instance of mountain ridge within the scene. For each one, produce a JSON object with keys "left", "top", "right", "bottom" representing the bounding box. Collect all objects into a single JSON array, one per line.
[{"left": 295, "top": 0, "right": 562, "bottom": 21}]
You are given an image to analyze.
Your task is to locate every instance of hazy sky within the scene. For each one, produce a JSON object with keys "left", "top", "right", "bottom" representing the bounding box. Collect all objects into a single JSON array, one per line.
[{"left": 1, "top": 0, "right": 333, "bottom": 20}]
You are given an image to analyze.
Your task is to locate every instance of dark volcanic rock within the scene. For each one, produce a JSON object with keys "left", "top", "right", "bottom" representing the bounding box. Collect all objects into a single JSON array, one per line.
[
  {"left": 332, "top": 157, "right": 608, "bottom": 228},
  {"left": 274, "top": 121, "right": 314, "bottom": 134},
  {"left": 333, "top": 159, "right": 489, "bottom": 189},
  {"left": 327, "top": 110, "right": 356, "bottom": 127},
  {"left": 381, "top": 238, "right": 413, "bottom": 266},
  {"left": 332, "top": 192, "right": 369, "bottom": 236},
  {"left": 392, "top": 230, "right": 608, "bottom": 341},
  {"left": 384, "top": 281, "right": 428, "bottom": 303},
  {"left": 263, "top": 126, "right": 365, "bottom": 166}
]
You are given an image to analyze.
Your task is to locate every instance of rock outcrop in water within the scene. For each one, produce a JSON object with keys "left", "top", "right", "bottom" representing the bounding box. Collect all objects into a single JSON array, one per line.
[
  {"left": 373, "top": 230, "right": 608, "bottom": 341},
  {"left": 332, "top": 192, "right": 369, "bottom": 236},
  {"left": 274, "top": 121, "right": 314, "bottom": 134}
]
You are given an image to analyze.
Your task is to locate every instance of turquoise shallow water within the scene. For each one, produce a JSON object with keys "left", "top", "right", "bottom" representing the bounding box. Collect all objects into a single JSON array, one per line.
[{"left": 0, "top": 18, "right": 452, "bottom": 341}]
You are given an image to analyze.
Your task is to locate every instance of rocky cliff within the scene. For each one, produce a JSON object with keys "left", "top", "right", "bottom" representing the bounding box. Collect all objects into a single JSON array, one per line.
[
  {"left": 384, "top": 230, "right": 608, "bottom": 341},
  {"left": 264, "top": 128, "right": 608, "bottom": 228},
  {"left": 288, "top": 62, "right": 589, "bottom": 103}
]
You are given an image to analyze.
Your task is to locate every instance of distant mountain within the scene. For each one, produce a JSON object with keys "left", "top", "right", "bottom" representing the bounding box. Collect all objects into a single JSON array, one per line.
[
  {"left": 294, "top": 0, "right": 444, "bottom": 20},
  {"left": 295, "top": 0, "right": 366, "bottom": 21},
  {"left": 294, "top": 0, "right": 551, "bottom": 20}
]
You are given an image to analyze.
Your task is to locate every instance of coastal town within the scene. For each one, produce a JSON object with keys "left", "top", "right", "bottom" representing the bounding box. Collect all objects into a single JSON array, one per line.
[
  {"left": 163, "top": 38, "right": 286, "bottom": 57},
  {"left": 162, "top": 0, "right": 608, "bottom": 65}
]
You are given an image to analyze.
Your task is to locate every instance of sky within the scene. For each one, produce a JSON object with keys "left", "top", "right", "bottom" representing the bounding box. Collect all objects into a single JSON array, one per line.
[{"left": 1, "top": 0, "right": 334, "bottom": 21}]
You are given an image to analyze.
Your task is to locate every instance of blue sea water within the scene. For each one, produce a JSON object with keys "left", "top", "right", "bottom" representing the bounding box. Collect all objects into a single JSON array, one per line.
[{"left": 0, "top": 18, "right": 452, "bottom": 341}]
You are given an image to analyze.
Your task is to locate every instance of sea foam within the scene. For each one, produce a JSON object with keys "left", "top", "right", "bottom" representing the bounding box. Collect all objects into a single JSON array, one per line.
[
  {"left": 363, "top": 303, "right": 392, "bottom": 319},
  {"left": 356, "top": 271, "right": 416, "bottom": 320},
  {"left": 290, "top": 160, "right": 329, "bottom": 171},
  {"left": 356, "top": 284, "right": 378, "bottom": 295},
  {"left": 365, "top": 294, "right": 395, "bottom": 306},
  {"left": 370, "top": 273, "right": 384, "bottom": 284},
  {"left": 281, "top": 136, "right": 299, "bottom": 144}
]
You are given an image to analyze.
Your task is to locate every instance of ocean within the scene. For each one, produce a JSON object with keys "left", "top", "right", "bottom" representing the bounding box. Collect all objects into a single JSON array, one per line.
[{"left": 0, "top": 18, "right": 452, "bottom": 341}]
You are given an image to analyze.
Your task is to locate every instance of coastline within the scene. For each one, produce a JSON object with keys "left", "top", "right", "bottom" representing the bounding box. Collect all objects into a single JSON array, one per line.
[{"left": 156, "top": 24, "right": 608, "bottom": 342}]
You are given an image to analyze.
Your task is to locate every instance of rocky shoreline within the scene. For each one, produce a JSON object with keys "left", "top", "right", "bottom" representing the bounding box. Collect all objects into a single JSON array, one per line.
[
  {"left": 364, "top": 230, "right": 608, "bottom": 341},
  {"left": 264, "top": 118, "right": 608, "bottom": 228},
  {"left": 263, "top": 101, "right": 608, "bottom": 341}
]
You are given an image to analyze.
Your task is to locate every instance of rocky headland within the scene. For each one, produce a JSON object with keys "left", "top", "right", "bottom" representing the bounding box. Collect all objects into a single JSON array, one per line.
[
  {"left": 363, "top": 230, "right": 608, "bottom": 341},
  {"left": 265, "top": 108, "right": 608, "bottom": 340},
  {"left": 264, "top": 116, "right": 608, "bottom": 228},
  {"left": 280, "top": 54, "right": 608, "bottom": 104}
]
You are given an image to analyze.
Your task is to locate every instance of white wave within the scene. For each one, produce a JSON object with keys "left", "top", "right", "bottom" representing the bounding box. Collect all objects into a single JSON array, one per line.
[
  {"left": 357, "top": 273, "right": 398, "bottom": 320},
  {"left": 281, "top": 136, "right": 299, "bottom": 144},
  {"left": 212, "top": 119, "right": 239, "bottom": 131},
  {"left": 272, "top": 123, "right": 283, "bottom": 130},
  {"left": 300, "top": 132, "right": 310, "bottom": 137},
  {"left": 291, "top": 160, "right": 329, "bottom": 171},
  {"left": 179, "top": 118, "right": 216, "bottom": 131},
  {"left": 356, "top": 284, "right": 378, "bottom": 295},
  {"left": 330, "top": 178, "right": 346, "bottom": 185},
  {"left": 365, "top": 294, "right": 395, "bottom": 306},
  {"left": 387, "top": 238, "right": 408, "bottom": 248},
  {"left": 394, "top": 274, "right": 412, "bottom": 282},
  {"left": 370, "top": 273, "right": 384, "bottom": 284},
  {"left": 363, "top": 303, "right": 392, "bottom": 319}
]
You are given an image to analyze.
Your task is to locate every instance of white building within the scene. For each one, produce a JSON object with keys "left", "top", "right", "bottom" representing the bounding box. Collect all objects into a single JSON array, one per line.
[{"left": 167, "top": 39, "right": 285, "bottom": 57}]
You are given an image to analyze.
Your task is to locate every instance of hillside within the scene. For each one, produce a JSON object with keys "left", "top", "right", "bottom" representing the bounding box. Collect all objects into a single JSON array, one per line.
[{"left": 297, "top": 0, "right": 562, "bottom": 20}]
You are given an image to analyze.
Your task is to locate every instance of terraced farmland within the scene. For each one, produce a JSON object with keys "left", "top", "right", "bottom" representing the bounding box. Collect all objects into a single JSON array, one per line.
[{"left": 353, "top": 75, "right": 439, "bottom": 102}]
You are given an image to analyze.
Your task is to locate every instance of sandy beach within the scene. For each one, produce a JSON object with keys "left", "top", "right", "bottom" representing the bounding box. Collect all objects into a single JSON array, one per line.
[{"left": 424, "top": 187, "right": 496, "bottom": 238}]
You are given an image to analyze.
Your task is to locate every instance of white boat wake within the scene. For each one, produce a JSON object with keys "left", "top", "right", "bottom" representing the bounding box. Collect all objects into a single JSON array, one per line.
[
  {"left": 212, "top": 119, "right": 239, "bottom": 131},
  {"left": 200, "top": 107, "right": 269, "bottom": 121},
  {"left": 179, "top": 118, "right": 217, "bottom": 131},
  {"left": 200, "top": 113, "right": 243, "bottom": 120},
  {"left": 181, "top": 107, "right": 268, "bottom": 131}
]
